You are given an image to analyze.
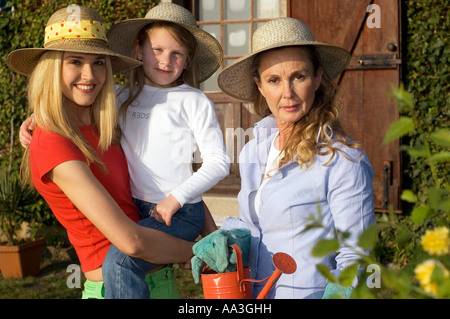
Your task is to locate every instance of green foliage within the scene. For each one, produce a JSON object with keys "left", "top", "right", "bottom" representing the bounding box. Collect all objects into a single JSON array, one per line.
[
  {"left": 309, "top": 86, "right": 450, "bottom": 299},
  {"left": 403, "top": 0, "right": 449, "bottom": 205},
  {"left": 311, "top": 239, "right": 339, "bottom": 258},
  {"left": 0, "top": 169, "right": 42, "bottom": 245},
  {"left": 379, "top": 83, "right": 449, "bottom": 297}
]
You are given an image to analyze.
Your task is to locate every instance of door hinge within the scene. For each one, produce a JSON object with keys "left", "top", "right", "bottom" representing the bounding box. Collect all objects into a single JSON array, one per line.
[{"left": 347, "top": 54, "right": 401, "bottom": 70}]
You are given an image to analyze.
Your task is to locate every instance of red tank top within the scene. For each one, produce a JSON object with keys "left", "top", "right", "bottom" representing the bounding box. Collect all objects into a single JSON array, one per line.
[{"left": 29, "top": 125, "right": 139, "bottom": 272}]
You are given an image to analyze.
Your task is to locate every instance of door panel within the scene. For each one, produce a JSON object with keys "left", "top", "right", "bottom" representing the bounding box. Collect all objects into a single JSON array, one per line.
[
  {"left": 199, "top": 93, "right": 262, "bottom": 195},
  {"left": 291, "top": 0, "right": 372, "bottom": 52}
]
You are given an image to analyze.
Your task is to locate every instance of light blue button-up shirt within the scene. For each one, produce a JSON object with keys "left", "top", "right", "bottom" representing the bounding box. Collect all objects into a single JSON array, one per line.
[{"left": 222, "top": 116, "right": 375, "bottom": 299}]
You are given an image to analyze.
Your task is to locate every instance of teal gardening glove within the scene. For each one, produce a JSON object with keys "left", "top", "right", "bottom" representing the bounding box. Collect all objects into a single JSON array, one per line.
[
  {"left": 322, "top": 282, "right": 353, "bottom": 299},
  {"left": 191, "top": 228, "right": 251, "bottom": 283}
]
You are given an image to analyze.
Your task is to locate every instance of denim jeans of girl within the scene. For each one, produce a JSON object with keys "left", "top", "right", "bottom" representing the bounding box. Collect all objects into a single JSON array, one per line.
[{"left": 102, "top": 199, "right": 205, "bottom": 299}]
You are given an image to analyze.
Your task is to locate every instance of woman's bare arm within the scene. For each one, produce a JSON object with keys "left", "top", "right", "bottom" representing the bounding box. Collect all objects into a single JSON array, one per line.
[{"left": 49, "top": 160, "right": 194, "bottom": 264}]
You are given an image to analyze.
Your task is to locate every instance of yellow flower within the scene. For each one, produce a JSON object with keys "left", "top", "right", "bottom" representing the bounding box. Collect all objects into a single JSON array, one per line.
[
  {"left": 420, "top": 226, "right": 449, "bottom": 256},
  {"left": 414, "top": 259, "right": 449, "bottom": 295}
]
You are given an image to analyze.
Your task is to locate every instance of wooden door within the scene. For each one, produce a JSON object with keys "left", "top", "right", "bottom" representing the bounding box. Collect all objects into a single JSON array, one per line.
[
  {"left": 204, "top": 0, "right": 403, "bottom": 212},
  {"left": 202, "top": 92, "right": 262, "bottom": 195}
]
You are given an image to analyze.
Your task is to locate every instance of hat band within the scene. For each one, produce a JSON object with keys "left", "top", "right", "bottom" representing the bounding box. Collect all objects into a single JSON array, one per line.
[{"left": 44, "top": 20, "right": 108, "bottom": 46}]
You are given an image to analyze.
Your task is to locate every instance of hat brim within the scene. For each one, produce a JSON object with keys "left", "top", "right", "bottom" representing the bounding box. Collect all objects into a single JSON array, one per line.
[
  {"left": 107, "top": 18, "right": 223, "bottom": 83},
  {"left": 7, "top": 45, "right": 142, "bottom": 76},
  {"left": 218, "top": 42, "right": 350, "bottom": 101}
]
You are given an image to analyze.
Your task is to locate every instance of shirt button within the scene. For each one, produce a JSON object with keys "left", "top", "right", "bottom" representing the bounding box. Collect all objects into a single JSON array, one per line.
[
  {"left": 277, "top": 173, "right": 283, "bottom": 179},
  {"left": 260, "top": 200, "right": 263, "bottom": 206}
]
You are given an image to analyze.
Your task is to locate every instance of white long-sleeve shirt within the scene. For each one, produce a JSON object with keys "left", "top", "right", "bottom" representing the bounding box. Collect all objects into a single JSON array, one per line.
[{"left": 117, "top": 84, "right": 230, "bottom": 206}]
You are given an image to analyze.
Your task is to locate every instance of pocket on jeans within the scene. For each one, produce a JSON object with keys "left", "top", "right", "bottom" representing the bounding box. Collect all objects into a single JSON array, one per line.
[{"left": 172, "top": 204, "right": 205, "bottom": 238}]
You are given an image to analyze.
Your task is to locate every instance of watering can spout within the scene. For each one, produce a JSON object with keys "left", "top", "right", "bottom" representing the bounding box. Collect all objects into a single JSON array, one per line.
[{"left": 256, "top": 252, "right": 297, "bottom": 299}]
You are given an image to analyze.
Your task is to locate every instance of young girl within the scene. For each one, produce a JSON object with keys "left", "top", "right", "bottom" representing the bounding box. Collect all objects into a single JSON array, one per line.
[
  {"left": 100, "top": 3, "right": 230, "bottom": 298},
  {"left": 9, "top": 5, "right": 196, "bottom": 299}
]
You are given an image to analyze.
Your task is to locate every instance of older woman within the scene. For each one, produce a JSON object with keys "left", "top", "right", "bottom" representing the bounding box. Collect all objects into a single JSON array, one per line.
[{"left": 191, "top": 17, "right": 375, "bottom": 299}]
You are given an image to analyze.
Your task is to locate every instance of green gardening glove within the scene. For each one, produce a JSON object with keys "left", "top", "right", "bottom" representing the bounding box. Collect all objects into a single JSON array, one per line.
[
  {"left": 191, "top": 228, "right": 251, "bottom": 284},
  {"left": 322, "top": 282, "right": 353, "bottom": 299}
]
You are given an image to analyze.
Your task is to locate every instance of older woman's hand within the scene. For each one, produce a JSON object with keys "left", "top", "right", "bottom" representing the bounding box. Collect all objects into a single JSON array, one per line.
[{"left": 191, "top": 228, "right": 251, "bottom": 283}]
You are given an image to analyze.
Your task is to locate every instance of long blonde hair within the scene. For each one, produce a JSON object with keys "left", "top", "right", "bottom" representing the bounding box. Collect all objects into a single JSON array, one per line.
[
  {"left": 21, "top": 50, "right": 119, "bottom": 186},
  {"left": 252, "top": 46, "right": 362, "bottom": 169},
  {"left": 118, "top": 21, "right": 198, "bottom": 122}
]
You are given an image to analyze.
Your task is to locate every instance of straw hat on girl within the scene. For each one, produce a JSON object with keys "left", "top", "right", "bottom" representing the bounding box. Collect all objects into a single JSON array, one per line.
[
  {"left": 218, "top": 17, "right": 351, "bottom": 101},
  {"left": 106, "top": 2, "right": 223, "bottom": 84},
  {"left": 7, "top": 5, "right": 142, "bottom": 76}
]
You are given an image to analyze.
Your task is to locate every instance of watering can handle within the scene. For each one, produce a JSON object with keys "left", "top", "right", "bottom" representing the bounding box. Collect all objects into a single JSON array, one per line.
[{"left": 230, "top": 244, "right": 245, "bottom": 287}]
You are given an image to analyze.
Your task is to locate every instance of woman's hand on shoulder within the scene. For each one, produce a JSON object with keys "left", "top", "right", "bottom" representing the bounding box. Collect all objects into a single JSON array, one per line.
[{"left": 19, "top": 114, "right": 36, "bottom": 148}]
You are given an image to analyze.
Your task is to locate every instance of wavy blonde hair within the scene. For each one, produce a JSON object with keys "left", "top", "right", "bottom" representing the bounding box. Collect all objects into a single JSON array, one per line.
[
  {"left": 21, "top": 50, "right": 119, "bottom": 186},
  {"left": 118, "top": 21, "right": 198, "bottom": 122},
  {"left": 252, "top": 46, "right": 362, "bottom": 169}
]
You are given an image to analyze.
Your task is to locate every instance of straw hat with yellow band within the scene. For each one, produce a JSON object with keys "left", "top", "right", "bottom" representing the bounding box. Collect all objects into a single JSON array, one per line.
[
  {"left": 218, "top": 17, "right": 351, "bottom": 101},
  {"left": 7, "top": 5, "right": 142, "bottom": 76},
  {"left": 106, "top": 2, "right": 223, "bottom": 84}
]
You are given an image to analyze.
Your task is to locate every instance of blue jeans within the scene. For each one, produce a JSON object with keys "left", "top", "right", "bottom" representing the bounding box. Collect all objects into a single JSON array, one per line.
[{"left": 103, "top": 199, "right": 205, "bottom": 299}]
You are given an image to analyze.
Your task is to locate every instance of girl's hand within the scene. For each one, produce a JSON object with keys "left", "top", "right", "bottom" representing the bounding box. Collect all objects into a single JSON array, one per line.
[
  {"left": 178, "top": 259, "right": 192, "bottom": 270},
  {"left": 20, "top": 114, "right": 36, "bottom": 148},
  {"left": 153, "top": 194, "right": 181, "bottom": 226}
]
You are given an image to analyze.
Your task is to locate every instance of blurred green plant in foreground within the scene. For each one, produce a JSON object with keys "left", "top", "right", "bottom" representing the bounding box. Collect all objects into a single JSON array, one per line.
[{"left": 309, "top": 85, "right": 449, "bottom": 299}]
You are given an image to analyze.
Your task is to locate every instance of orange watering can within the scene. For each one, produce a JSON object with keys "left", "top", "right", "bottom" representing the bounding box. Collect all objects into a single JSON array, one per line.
[{"left": 201, "top": 244, "right": 297, "bottom": 299}]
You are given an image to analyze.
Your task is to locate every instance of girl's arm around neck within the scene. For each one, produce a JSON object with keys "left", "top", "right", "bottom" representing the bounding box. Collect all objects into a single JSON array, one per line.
[{"left": 48, "top": 160, "right": 194, "bottom": 264}]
